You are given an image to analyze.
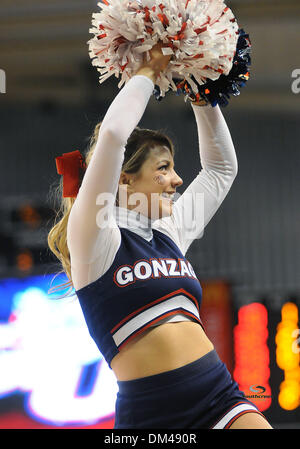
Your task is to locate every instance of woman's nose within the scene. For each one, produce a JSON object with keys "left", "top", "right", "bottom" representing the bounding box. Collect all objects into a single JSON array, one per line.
[{"left": 172, "top": 171, "right": 183, "bottom": 188}]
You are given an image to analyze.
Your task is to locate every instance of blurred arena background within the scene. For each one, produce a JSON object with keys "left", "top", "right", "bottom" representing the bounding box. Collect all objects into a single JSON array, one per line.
[{"left": 0, "top": 0, "right": 299, "bottom": 429}]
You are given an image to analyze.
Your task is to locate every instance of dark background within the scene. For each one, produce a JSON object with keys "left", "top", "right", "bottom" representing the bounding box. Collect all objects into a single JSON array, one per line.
[{"left": 0, "top": 0, "right": 299, "bottom": 428}]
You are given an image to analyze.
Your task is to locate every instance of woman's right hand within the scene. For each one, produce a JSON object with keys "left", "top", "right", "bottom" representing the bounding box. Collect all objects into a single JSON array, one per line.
[{"left": 135, "top": 41, "right": 172, "bottom": 83}]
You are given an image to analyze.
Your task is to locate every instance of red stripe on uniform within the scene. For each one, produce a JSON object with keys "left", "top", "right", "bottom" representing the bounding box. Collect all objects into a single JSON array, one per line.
[
  {"left": 210, "top": 401, "right": 266, "bottom": 429},
  {"left": 210, "top": 402, "right": 250, "bottom": 428},
  {"left": 117, "top": 309, "right": 202, "bottom": 350},
  {"left": 225, "top": 409, "right": 265, "bottom": 429},
  {"left": 110, "top": 289, "right": 199, "bottom": 334}
]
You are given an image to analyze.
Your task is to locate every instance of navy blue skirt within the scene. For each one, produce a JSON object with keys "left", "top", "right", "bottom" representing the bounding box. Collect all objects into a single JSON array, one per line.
[{"left": 114, "top": 350, "right": 264, "bottom": 429}]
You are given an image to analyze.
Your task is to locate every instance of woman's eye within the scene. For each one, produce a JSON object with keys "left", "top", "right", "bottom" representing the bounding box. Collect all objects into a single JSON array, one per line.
[{"left": 159, "top": 165, "right": 168, "bottom": 170}]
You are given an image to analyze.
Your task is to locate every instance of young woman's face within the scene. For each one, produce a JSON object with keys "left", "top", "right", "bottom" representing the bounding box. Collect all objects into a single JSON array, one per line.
[{"left": 119, "top": 146, "right": 183, "bottom": 219}]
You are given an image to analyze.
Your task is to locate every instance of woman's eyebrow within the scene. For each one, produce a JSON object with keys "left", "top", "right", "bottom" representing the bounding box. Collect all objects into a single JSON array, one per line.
[{"left": 157, "top": 159, "right": 173, "bottom": 166}]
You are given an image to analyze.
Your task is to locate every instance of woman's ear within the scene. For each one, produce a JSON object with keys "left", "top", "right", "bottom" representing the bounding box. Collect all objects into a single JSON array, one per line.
[
  {"left": 119, "top": 172, "right": 129, "bottom": 185},
  {"left": 119, "top": 171, "right": 135, "bottom": 186},
  {"left": 118, "top": 172, "right": 135, "bottom": 208}
]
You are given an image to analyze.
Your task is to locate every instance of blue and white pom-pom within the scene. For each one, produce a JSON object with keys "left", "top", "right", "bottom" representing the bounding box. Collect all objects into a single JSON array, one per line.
[
  {"left": 158, "top": 27, "right": 252, "bottom": 107},
  {"left": 88, "top": 0, "right": 249, "bottom": 107}
]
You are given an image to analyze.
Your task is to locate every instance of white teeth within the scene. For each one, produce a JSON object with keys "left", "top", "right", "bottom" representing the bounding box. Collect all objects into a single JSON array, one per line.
[{"left": 161, "top": 192, "right": 174, "bottom": 201}]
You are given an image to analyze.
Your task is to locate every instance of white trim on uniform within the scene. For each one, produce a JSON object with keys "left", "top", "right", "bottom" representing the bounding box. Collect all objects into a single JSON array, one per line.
[
  {"left": 112, "top": 294, "right": 200, "bottom": 347},
  {"left": 212, "top": 403, "right": 260, "bottom": 429}
]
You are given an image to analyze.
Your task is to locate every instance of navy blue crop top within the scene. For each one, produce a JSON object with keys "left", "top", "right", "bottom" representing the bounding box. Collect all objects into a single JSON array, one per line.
[{"left": 75, "top": 227, "right": 203, "bottom": 368}]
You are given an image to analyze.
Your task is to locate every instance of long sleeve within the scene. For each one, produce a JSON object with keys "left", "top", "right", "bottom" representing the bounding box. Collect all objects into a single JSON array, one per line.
[
  {"left": 154, "top": 102, "right": 238, "bottom": 256},
  {"left": 190, "top": 102, "right": 238, "bottom": 193},
  {"left": 67, "top": 75, "right": 154, "bottom": 267}
]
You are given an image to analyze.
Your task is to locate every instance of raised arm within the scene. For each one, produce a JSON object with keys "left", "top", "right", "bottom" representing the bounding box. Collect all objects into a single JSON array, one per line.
[
  {"left": 67, "top": 75, "right": 154, "bottom": 264},
  {"left": 67, "top": 42, "right": 171, "bottom": 265},
  {"left": 156, "top": 102, "right": 238, "bottom": 255}
]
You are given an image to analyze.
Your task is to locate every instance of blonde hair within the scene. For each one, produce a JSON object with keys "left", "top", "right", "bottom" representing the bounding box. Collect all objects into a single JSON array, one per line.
[{"left": 47, "top": 121, "right": 175, "bottom": 299}]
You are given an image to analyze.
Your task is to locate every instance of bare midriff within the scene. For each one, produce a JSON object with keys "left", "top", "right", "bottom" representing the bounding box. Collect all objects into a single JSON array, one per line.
[{"left": 110, "top": 321, "right": 214, "bottom": 381}]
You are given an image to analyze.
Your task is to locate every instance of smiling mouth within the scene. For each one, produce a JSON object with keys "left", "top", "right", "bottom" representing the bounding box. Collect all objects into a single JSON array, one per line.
[{"left": 160, "top": 192, "right": 175, "bottom": 202}]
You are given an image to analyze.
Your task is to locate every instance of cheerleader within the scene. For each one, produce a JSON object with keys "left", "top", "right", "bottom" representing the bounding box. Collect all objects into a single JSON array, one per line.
[{"left": 49, "top": 40, "right": 272, "bottom": 429}]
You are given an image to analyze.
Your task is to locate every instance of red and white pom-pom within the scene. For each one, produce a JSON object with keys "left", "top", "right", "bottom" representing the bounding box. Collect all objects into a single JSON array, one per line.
[{"left": 88, "top": 0, "right": 239, "bottom": 97}]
